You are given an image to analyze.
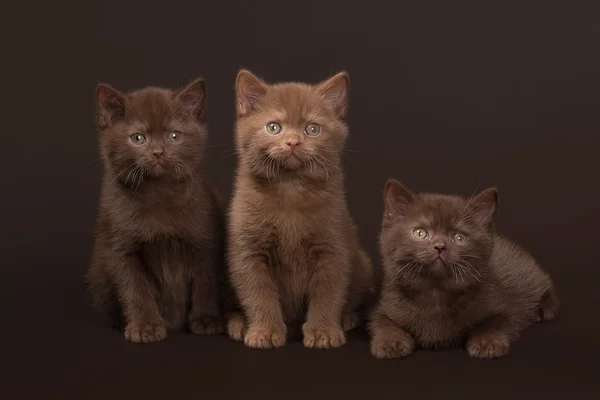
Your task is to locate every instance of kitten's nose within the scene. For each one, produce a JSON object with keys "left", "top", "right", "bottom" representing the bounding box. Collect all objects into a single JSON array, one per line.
[
  {"left": 433, "top": 243, "right": 446, "bottom": 253},
  {"left": 286, "top": 139, "right": 300, "bottom": 151},
  {"left": 152, "top": 150, "right": 164, "bottom": 159}
]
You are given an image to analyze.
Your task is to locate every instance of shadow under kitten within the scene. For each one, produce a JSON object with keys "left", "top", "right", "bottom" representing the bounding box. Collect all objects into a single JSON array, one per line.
[
  {"left": 84, "top": 78, "right": 226, "bottom": 343},
  {"left": 369, "top": 179, "right": 559, "bottom": 359},
  {"left": 226, "top": 69, "right": 375, "bottom": 349}
]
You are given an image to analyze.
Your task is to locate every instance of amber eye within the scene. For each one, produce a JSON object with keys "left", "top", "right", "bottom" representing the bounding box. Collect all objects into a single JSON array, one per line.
[
  {"left": 412, "top": 228, "right": 429, "bottom": 240},
  {"left": 130, "top": 133, "right": 146, "bottom": 145},
  {"left": 451, "top": 233, "right": 467, "bottom": 245},
  {"left": 167, "top": 131, "right": 181, "bottom": 143},
  {"left": 304, "top": 124, "right": 321, "bottom": 136},
  {"left": 265, "top": 122, "right": 282, "bottom": 135}
]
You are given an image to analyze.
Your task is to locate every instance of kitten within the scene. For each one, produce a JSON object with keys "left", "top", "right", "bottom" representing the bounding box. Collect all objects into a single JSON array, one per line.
[
  {"left": 369, "top": 179, "right": 559, "bottom": 359},
  {"left": 226, "top": 70, "right": 374, "bottom": 349},
  {"left": 84, "top": 79, "right": 225, "bottom": 343}
]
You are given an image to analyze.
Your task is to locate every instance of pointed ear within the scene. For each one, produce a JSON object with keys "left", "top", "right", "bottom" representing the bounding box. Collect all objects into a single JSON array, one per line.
[
  {"left": 317, "top": 71, "right": 349, "bottom": 119},
  {"left": 176, "top": 77, "right": 206, "bottom": 123},
  {"left": 466, "top": 188, "right": 498, "bottom": 228},
  {"left": 96, "top": 83, "right": 125, "bottom": 129},
  {"left": 236, "top": 69, "right": 267, "bottom": 116},
  {"left": 384, "top": 178, "right": 414, "bottom": 219}
]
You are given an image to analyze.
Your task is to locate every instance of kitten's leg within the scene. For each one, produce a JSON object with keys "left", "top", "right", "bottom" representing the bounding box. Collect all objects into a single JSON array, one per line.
[
  {"left": 343, "top": 249, "right": 375, "bottom": 332},
  {"left": 111, "top": 252, "right": 167, "bottom": 343},
  {"left": 188, "top": 248, "right": 224, "bottom": 335},
  {"left": 230, "top": 254, "right": 286, "bottom": 349},
  {"left": 302, "top": 253, "right": 350, "bottom": 349},
  {"left": 466, "top": 314, "right": 516, "bottom": 359},
  {"left": 537, "top": 283, "right": 560, "bottom": 322},
  {"left": 369, "top": 310, "right": 415, "bottom": 359}
]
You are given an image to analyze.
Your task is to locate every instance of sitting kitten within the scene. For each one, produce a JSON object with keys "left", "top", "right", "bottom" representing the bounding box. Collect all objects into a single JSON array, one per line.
[
  {"left": 226, "top": 70, "right": 374, "bottom": 349},
  {"left": 85, "top": 79, "right": 225, "bottom": 343},
  {"left": 369, "top": 179, "right": 559, "bottom": 359}
]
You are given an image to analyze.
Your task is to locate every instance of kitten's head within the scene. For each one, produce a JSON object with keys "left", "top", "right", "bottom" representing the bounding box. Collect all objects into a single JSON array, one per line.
[
  {"left": 234, "top": 69, "right": 349, "bottom": 180},
  {"left": 380, "top": 179, "right": 498, "bottom": 286},
  {"left": 95, "top": 78, "right": 207, "bottom": 185}
]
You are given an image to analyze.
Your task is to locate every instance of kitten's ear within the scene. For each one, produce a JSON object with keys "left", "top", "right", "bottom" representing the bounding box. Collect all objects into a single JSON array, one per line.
[
  {"left": 96, "top": 83, "right": 125, "bottom": 129},
  {"left": 236, "top": 69, "right": 267, "bottom": 116},
  {"left": 467, "top": 188, "right": 498, "bottom": 228},
  {"left": 318, "top": 71, "right": 349, "bottom": 119},
  {"left": 176, "top": 77, "right": 206, "bottom": 123},
  {"left": 384, "top": 178, "right": 414, "bottom": 219}
]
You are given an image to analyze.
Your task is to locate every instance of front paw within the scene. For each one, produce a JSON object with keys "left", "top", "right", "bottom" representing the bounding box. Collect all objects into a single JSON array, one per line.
[
  {"left": 244, "top": 325, "right": 287, "bottom": 349},
  {"left": 124, "top": 322, "right": 167, "bottom": 343},
  {"left": 466, "top": 332, "right": 510, "bottom": 359},
  {"left": 370, "top": 331, "right": 414, "bottom": 359},
  {"left": 188, "top": 316, "right": 224, "bottom": 335},
  {"left": 302, "top": 323, "right": 346, "bottom": 349}
]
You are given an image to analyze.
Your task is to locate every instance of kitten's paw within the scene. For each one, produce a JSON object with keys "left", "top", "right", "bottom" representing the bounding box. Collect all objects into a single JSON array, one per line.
[
  {"left": 342, "top": 312, "right": 360, "bottom": 332},
  {"left": 226, "top": 312, "right": 247, "bottom": 341},
  {"left": 188, "top": 316, "right": 224, "bottom": 335},
  {"left": 370, "top": 332, "right": 414, "bottom": 359},
  {"left": 537, "top": 306, "right": 558, "bottom": 322},
  {"left": 466, "top": 332, "right": 510, "bottom": 359},
  {"left": 537, "top": 289, "right": 560, "bottom": 322},
  {"left": 244, "top": 326, "right": 286, "bottom": 349},
  {"left": 302, "top": 324, "right": 346, "bottom": 349},
  {"left": 124, "top": 323, "right": 167, "bottom": 343}
]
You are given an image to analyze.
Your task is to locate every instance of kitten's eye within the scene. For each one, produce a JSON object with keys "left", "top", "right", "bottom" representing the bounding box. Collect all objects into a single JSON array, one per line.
[
  {"left": 167, "top": 131, "right": 182, "bottom": 143},
  {"left": 304, "top": 124, "right": 321, "bottom": 137},
  {"left": 130, "top": 133, "right": 146, "bottom": 145},
  {"left": 265, "top": 122, "right": 282, "bottom": 135},
  {"left": 412, "top": 228, "right": 429, "bottom": 240},
  {"left": 451, "top": 233, "right": 467, "bottom": 245}
]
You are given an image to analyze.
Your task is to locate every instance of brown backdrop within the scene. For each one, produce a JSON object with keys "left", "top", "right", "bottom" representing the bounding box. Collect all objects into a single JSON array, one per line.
[{"left": 4, "top": 0, "right": 599, "bottom": 398}]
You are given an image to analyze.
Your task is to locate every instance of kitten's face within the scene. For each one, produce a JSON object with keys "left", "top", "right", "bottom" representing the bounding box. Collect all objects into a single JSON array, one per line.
[
  {"left": 380, "top": 179, "right": 498, "bottom": 286},
  {"left": 95, "top": 79, "right": 207, "bottom": 185},
  {"left": 234, "top": 70, "right": 349, "bottom": 180}
]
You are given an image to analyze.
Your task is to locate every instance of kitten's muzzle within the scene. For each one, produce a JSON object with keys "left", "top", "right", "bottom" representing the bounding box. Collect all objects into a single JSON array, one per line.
[
  {"left": 433, "top": 243, "right": 446, "bottom": 254},
  {"left": 286, "top": 139, "right": 301, "bottom": 152}
]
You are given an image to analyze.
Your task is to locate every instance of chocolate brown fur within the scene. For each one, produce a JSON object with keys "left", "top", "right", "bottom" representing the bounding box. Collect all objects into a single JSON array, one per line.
[
  {"left": 84, "top": 79, "right": 225, "bottom": 343},
  {"left": 226, "top": 70, "right": 374, "bottom": 349},
  {"left": 369, "top": 179, "right": 559, "bottom": 359}
]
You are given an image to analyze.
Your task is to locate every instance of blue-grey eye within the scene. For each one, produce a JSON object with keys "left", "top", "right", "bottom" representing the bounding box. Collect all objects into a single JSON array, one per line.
[
  {"left": 167, "top": 131, "right": 181, "bottom": 143},
  {"left": 450, "top": 232, "right": 467, "bottom": 245},
  {"left": 304, "top": 124, "right": 321, "bottom": 136},
  {"left": 412, "top": 228, "right": 429, "bottom": 240},
  {"left": 265, "top": 122, "right": 282, "bottom": 135},
  {"left": 130, "top": 133, "right": 146, "bottom": 145}
]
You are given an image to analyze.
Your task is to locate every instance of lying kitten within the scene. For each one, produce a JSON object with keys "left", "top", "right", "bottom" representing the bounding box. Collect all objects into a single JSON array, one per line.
[
  {"left": 85, "top": 79, "right": 225, "bottom": 343},
  {"left": 227, "top": 70, "right": 374, "bottom": 349},
  {"left": 370, "top": 179, "right": 559, "bottom": 359}
]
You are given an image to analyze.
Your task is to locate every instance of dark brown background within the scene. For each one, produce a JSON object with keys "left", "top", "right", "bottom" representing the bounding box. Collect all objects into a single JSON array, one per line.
[{"left": 3, "top": 0, "right": 599, "bottom": 398}]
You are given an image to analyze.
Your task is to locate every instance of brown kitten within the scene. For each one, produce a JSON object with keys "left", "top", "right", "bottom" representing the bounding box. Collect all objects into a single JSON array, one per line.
[
  {"left": 226, "top": 70, "right": 374, "bottom": 349},
  {"left": 369, "top": 179, "right": 559, "bottom": 359},
  {"left": 84, "top": 79, "right": 226, "bottom": 343}
]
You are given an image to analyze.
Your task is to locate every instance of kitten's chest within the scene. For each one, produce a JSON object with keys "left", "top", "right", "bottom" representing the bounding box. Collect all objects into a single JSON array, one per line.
[
  {"left": 404, "top": 289, "right": 484, "bottom": 345},
  {"left": 114, "top": 192, "right": 208, "bottom": 240}
]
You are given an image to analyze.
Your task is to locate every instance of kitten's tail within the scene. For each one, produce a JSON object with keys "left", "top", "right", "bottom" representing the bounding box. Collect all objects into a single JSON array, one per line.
[{"left": 84, "top": 265, "right": 124, "bottom": 331}]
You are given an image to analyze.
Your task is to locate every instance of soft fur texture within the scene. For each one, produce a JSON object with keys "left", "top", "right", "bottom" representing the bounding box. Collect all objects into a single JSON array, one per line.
[
  {"left": 226, "top": 69, "right": 374, "bottom": 349},
  {"left": 85, "top": 79, "right": 226, "bottom": 343},
  {"left": 369, "top": 179, "right": 559, "bottom": 359}
]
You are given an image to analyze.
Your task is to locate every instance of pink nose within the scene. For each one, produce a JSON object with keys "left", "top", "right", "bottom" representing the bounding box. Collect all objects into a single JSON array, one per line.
[{"left": 287, "top": 139, "right": 300, "bottom": 151}]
